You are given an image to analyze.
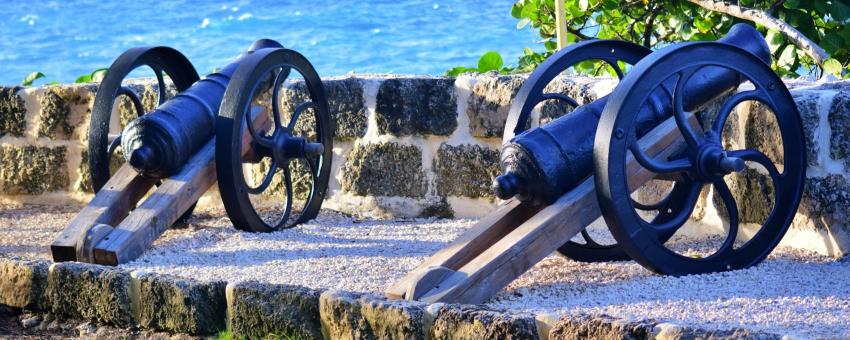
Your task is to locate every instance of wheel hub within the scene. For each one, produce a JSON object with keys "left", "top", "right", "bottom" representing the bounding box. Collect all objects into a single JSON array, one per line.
[
  {"left": 271, "top": 129, "right": 324, "bottom": 162},
  {"left": 693, "top": 142, "right": 745, "bottom": 180}
]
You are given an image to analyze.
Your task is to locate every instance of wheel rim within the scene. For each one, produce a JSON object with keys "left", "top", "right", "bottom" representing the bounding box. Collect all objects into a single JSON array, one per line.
[
  {"left": 595, "top": 42, "right": 806, "bottom": 275},
  {"left": 217, "top": 48, "right": 332, "bottom": 232}
]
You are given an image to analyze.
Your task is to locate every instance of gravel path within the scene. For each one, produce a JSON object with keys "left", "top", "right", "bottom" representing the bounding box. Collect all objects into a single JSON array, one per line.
[{"left": 1, "top": 202, "right": 848, "bottom": 338}]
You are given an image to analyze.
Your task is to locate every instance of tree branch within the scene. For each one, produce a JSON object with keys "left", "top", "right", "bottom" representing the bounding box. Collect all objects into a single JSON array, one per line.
[
  {"left": 567, "top": 27, "right": 593, "bottom": 41},
  {"left": 766, "top": 0, "right": 785, "bottom": 15},
  {"left": 687, "top": 0, "right": 828, "bottom": 65},
  {"left": 643, "top": 7, "right": 659, "bottom": 48}
]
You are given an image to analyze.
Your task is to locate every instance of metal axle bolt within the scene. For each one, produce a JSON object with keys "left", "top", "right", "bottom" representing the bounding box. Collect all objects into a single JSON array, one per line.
[{"left": 719, "top": 152, "right": 745, "bottom": 173}]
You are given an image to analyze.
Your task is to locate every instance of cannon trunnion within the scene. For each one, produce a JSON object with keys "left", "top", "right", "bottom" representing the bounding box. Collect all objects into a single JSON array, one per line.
[
  {"left": 389, "top": 24, "right": 806, "bottom": 304},
  {"left": 52, "top": 39, "right": 332, "bottom": 264}
]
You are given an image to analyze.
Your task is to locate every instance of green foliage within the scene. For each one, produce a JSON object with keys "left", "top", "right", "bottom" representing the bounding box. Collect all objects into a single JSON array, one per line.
[
  {"left": 75, "top": 68, "right": 108, "bottom": 83},
  {"left": 452, "top": 0, "right": 850, "bottom": 78},
  {"left": 447, "top": 51, "right": 512, "bottom": 76},
  {"left": 21, "top": 72, "right": 45, "bottom": 86},
  {"left": 214, "top": 329, "right": 304, "bottom": 340}
]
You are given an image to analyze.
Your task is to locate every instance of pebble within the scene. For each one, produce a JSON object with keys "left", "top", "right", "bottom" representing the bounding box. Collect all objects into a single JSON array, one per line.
[
  {"left": 20, "top": 315, "right": 41, "bottom": 329},
  {"left": 76, "top": 322, "right": 96, "bottom": 336}
]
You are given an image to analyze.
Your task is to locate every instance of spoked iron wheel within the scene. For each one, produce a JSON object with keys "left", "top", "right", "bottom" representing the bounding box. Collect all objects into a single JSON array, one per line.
[
  {"left": 504, "top": 39, "right": 690, "bottom": 262},
  {"left": 595, "top": 42, "right": 806, "bottom": 275},
  {"left": 88, "top": 46, "right": 200, "bottom": 223},
  {"left": 217, "top": 48, "right": 332, "bottom": 232}
]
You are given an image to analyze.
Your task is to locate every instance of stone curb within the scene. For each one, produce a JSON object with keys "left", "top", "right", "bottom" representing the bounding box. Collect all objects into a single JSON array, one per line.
[{"left": 0, "top": 257, "right": 789, "bottom": 338}]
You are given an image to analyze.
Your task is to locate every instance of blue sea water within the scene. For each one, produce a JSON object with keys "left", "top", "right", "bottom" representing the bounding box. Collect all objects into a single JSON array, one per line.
[{"left": 0, "top": 0, "right": 539, "bottom": 85}]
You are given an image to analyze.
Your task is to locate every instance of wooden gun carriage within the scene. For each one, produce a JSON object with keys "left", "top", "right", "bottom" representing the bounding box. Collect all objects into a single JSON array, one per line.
[
  {"left": 51, "top": 39, "right": 334, "bottom": 265},
  {"left": 389, "top": 24, "right": 806, "bottom": 304}
]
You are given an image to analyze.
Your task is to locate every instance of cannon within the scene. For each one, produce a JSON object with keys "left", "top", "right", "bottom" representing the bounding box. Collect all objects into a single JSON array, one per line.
[
  {"left": 389, "top": 24, "right": 805, "bottom": 303},
  {"left": 51, "top": 39, "right": 333, "bottom": 265}
]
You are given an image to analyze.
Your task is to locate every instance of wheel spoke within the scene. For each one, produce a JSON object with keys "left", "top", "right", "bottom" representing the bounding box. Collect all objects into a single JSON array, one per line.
[
  {"left": 580, "top": 229, "right": 602, "bottom": 247},
  {"left": 539, "top": 93, "right": 579, "bottom": 108},
  {"left": 246, "top": 107, "right": 274, "bottom": 148},
  {"left": 711, "top": 90, "right": 767, "bottom": 136},
  {"left": 673, "top": 68, "right": 703, "bottom": 147},
  {"left": 271, "top": 69, "right": 287, "bottom": 129},
  {"left": 117, "top": 86, "right": 145, "bottom": 117},
  {"left": 727, "top": 149, "right": 782, "bottom": 184},
  {"left": 643, "top": 181, "right": 703, "bottom": 235},
  {"left": 246, "top": 160, "right": 277, "bottom": 195},
  {"left": 632, "top": 193, "right": 671, "bottom": 211},
  {"left": 153, "top": 68, "right": 167, "bottom": 106},
  {"left": 274, "top": 165, "right": 294, "bottom": 229},
  {"left": 107, "top": 134, "right": 122, "bottom": 158},
  {"left": 287, "top": 101, "right": 318, "bottom": 131},
  {"left": 630, "top": 143, "right": 692, "bottom": 174},
  {"left": 712, "top": 179, "right": 739, "bottom": 255}
]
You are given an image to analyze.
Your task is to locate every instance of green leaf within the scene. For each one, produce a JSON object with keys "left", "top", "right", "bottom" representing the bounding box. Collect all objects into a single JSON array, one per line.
[
  {"left": 694, "top": 17, "right": 713, "bottom": 34},
  {"left": 765, "top": 30, "right": 784, "bottom": 54},
  {"left": 446, "top": 66, "right": 475, "bottom": 76},
  {"left": 511, "top": 2, "right": 524, "bottom": 18},
  {"left": 778, "top": 45, "right": 797, "bottom": 68},
  {"left": 47, "top": 81, "right": 60, "bottom": 86},
  {"left": 75, "top": 74, "right": 92, "bottom": 83},
  {"left": 477, "top": 51, "right": 504, "bottom": 72},
  {"left": 520, "top": 1, "right": 538, "bottom": 20},
  {"left": 90, "top": 68, "right": 108, "bottom": 82},
  {"left": 823, "top": 58, "right": 843, "bottom": 77},
  {"left": 21, "top": 72, "right": 45, "bottom": 86}
]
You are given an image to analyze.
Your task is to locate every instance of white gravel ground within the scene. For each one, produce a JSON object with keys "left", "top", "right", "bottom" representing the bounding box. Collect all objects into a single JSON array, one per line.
[{"left": 1, "top": 202, "right": 848, "bottom": 338}]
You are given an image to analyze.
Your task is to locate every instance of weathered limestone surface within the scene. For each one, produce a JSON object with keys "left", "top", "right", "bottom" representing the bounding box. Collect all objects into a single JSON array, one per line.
[
  {"left": 0, "top": 258, "right": 49, "bottom": 310},
  {"left": 227, "top": 281, "right": 323, "bottom": 340},
  {"left": 0, "top": 86, "right": 26, "bottom": 137},
  {"left": 376, "top": 77, "right": 457, "bottom": 136},
  {"left": 283, "top": 77, "right": 368, "bottom": 139},
  {"left": 829, "top": 91, "right": 850, "bottom": 169},
  {"left": 37, "top": 86, "right": 93, "bottom": 140},
  {"left": 341, "top": 142, "right": 427, "bottom": 197},
  {"left": 539, "top": 77, "right": 600, "bottom": 125},
  {"left": 46, "top": 262, "right": 133, "bottom": 327},
  {"left": 430, "top": 304, "right": 538, "bottom": 340},
  {"left": 792, "top": 175, "right": 850, "bottom": 254},
  {"left": 133, "top": 272, "right": 226, "bottom": 334},
  {"left": 76, "top": 149, "right": 124, "bottom": 193},
  {"left": 792, "top": 91, "right": 823, "bottom": 167},
  {"left": 548, "top": 314, "right": 654, "bottom": 340},
  {"left": 320, "top": 290, "right": 427, "bottom": 340},
  {"left": 466, "top": 73, "right": 525, "bottom": 138},
  {"left": 716, "top": 168, "right": 774, "bottom": 225},
  {"left": 117, "top": 84, "right": 161, "bottom": 128},
  {"left": 0, "top": 145, "right": 68, "bottom": 194},
  {"left": 434, "top": 143, "right": 500, "bottom": 198},
  {"left": 653, "top": 322, "right": 782, "bottom": 340}
]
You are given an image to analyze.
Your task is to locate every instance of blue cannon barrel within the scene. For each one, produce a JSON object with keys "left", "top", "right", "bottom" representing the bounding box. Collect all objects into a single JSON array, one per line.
[
  {"left": 121, "top": 39, "right": 284, "bottom": 178},
  {"left": 493, "top": 24, "right": 771, "bottom": 206}
]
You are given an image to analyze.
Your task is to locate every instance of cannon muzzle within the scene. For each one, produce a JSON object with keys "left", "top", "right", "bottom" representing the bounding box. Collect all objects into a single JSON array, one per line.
[
  {"left": 121, "top": 39, "right": 284, "bottom": 178},
  {"left": 494, "top": 24, "right": 770, "bottom": 205}
]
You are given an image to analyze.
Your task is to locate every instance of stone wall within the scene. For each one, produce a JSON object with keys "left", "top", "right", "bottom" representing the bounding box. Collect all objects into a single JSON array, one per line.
[
  {"left": 2, "top": 75, "right": 850, "bottom": 256},
  {"left": 0, "top": 257, "right": 786, "bottom": 338}
]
